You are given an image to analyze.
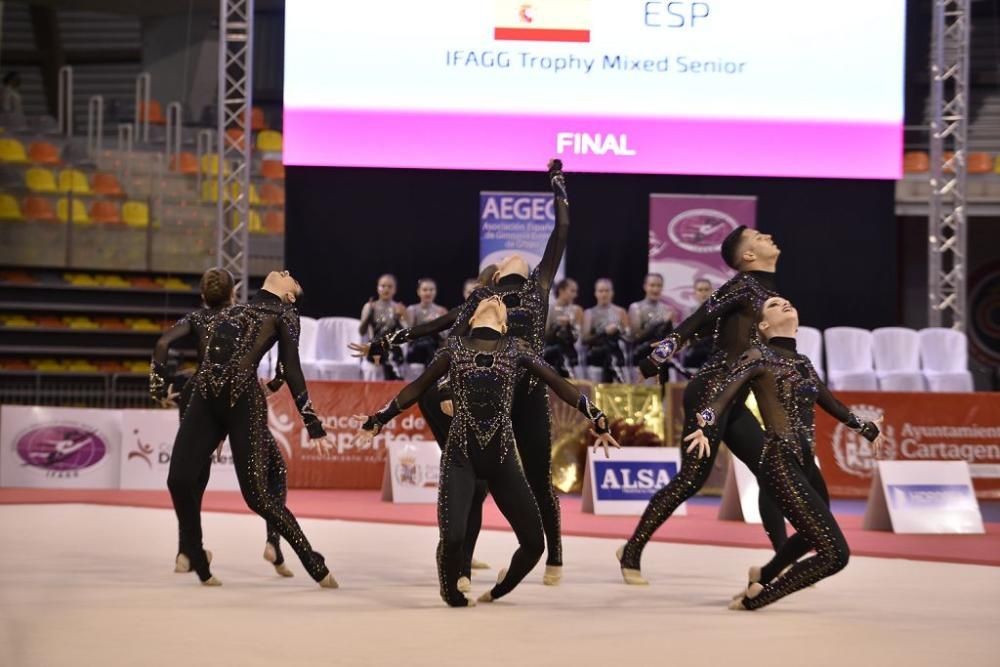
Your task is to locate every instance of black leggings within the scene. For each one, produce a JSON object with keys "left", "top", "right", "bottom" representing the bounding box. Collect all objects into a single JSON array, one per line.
[
  {"left": 417, "top": 383, "right": 488, "bottom": 578},
  {"left": 620, "top": 370, "right": 787, "bottom": 569},
  {"left": 759, "top": 447, "right": 830, "bottom": 584},
  {"left": 167, "top": 383, "right": 327, "bottom": 582},
  {"left": 742, "top": 440, "right": 849, "bottom": 609},
  {"left": 437, "top": 441, "right": 544, "bottom": 606},
  {"left": 175, "top": 382, "right": 287, "bottom": 564}
]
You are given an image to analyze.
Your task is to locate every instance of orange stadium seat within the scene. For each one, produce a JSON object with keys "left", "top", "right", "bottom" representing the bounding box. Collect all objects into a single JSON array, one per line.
[
  {"left": 139, "top": 100, "right": 166, "bottom": 124},
  {"left": 170, "top": 152, "right": 199, "bottom": 175},
  {"left": 0, "top": 137, "right": 27, "bottom": 162},
  {"left": 91, "top": 172, "right": 125, "bottom": 197},
  {"left": 28, "top": 141, "right": 61, "bottom": 165},
  {"left": 225, "top": 127, "right": 247, "bottom": 148},
  {"left": 260, "top": 182, "right": 285, "bottom": 206},
  {"left": 26, "top": 167, "right": 57, "bottom": 193},
  {"left": 967, "top": 152, "right": 992, "bottom": 174},
  {"left": 0, "top": 194, "right": 23, "bottom": 221},
  {"left": 256, "top": 130, "right": 282, "bottom": 153},
  {"left": 251, "top": 107, "right": 268, "bottom": 131},
  {"left": 903, "top": 151, "right": 929, "bottom": 174},
  {"left": 57, "top": 197, "right": 91, "bottom": 224},
  {"left": 23, "top": 196, "right": 56, "bottom": 222},
  {"left": 89, "top": 200, "right": 121, "bottom": 224},
  {"left": 263, "top": 209, "right": 285, "bottom": 234},
  {"left": 261, "top": 159, "right": 284, "bottom": 180}
]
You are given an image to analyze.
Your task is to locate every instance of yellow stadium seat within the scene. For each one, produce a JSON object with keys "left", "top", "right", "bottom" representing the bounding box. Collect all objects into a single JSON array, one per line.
[
  {"left": 0, "top": 194, "right": 23, "bottom": 221},
  {"left": 994, "top": 154, "right": 1000, "bottom": 175},
  {"left": 232, "top": 208, "right": 263, "bottom": 232},
  {"left": 0, "top": 137, "right": 27, "bottom": 162},
  {"left": 256, "top": 130, "right": 283, "bottom": 153},
  {"left": 26, "top": 167, "right": 58, "bottom": 193},
  {"left": 58, "top": 169, "right": 92, "bottom": 194},
  {"left": 201, "top": 180, "right": 220, "bottom": 202},
  {"left": 228, "top": 181, "right": 261, "bottom": 205},
  {"left": 200, "top": 154, "right": 230, "bottom": 176},
  {"left": 122, "top": 201, "right": 150, "bottom": 227},
  {"left": 56, "top": 197, "right": 91, "bottom": 224}
]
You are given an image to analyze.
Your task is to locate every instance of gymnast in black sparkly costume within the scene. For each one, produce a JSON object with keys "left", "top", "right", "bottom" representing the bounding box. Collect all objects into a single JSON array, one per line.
[
  {"left": 359, "top": 160, "right": 571, "bottom": 585},
  {"left": 617, "top": 226, "right": 787, "bottom": 584},
  {"left": 152, "top": 270, "right": 335, "bottom": 588},
  {"left": 358, "top": 298, "right": 618, "bottom": 607},
  {"left": 685, "top": 296, "right": 882, "bottom": 610},
  {"left": 151, "top": 268, "right": 294, "bottom": 578}
]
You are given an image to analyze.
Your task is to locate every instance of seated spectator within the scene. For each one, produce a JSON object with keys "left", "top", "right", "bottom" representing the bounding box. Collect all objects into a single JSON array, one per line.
[
  {"left": 462, "top": 277, "right": 479, "bottom": 301},
  {"left": 544, "top": 278, "right": 584, "bottom": 378},
  {"left": 359, "top": 273, "right": 406, "bottom": 380},
  {"left": 583, "top": 278, "right": 629, "bottom": 383},
  {"left": 683, "top": 278, "right": 716, "bottom": 372},
  {"left": 405, "top": 278, "right": 448, "bottom": 365},
  {"left": 628, "top": 272, "right": 675, "bottom": 366}
]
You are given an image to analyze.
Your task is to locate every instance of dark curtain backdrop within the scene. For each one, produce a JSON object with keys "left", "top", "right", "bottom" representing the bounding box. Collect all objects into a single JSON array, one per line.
[{"left": 286, "top": 167, "right": 896, "bottom": 332}]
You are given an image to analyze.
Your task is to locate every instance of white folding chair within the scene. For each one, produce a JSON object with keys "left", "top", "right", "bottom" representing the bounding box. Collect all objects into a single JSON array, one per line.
[
  {"left": 872, "top": 327, "right": 925, "bottom": 391},
  {"left": 823, "top": 327, "right": 878, "bottom": 391},
  {"left": 313, "top": 317, "right": 363, "bottom": 380},
  {"left": 297, "top": 316, "right": 323, "bottom": 380},
  {"left": 796, "top": 326, "right": 825, "bottom": 381},
  {"left": 257, "top": 342, "right": 279, "bottom": 379},
  {"left": 918, "top": 328, "right": 974, "bottom": 392}
]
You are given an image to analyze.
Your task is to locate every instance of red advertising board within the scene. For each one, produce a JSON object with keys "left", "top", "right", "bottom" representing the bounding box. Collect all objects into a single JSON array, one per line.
[
  {"left": 267, "top": 381, "right": 434, "bottom": 489},
  {"left": 815, "top": 391, "right": 1000, "bottom": 499}
]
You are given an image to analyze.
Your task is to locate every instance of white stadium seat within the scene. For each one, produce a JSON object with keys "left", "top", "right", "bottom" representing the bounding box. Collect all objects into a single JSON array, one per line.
[
  {"left": 313, "top": 317, "right": 362, "bottom": 380},
  {"left": 872, "top": 327, "right": 925, "bottom": 391},
  {"left": 796, "top": 326, "right": 825, "bottom": 381},
  {"left": 823, "top": 327, "right": 878, "bottom": 391},
  {"left": 918, "top": 327, "right": 974, "bottom": 392}
]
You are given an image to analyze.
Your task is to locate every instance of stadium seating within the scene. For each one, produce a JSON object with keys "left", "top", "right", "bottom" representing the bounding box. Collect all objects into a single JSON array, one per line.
[
  {"left": 89, "top": 200, "right": 122, "bottom": 224},
  {"left": 872, "top": 327, "right": 925, "bottom": 391},
  {"left": 251, "top": 106, "right": 268, "bottom": 131},
  {"left": 91, "top": 172, "right": 125, "bottom": 197},
  {"left": 0, "top": 137, "right": 27, "bottom": 162},
  {"left": 138, "top": 100, "right": 165, "bottom": 124},
  {"left": 263, "top": 209, "right": 284, "bottom": 233},
  {"left": 256, "top": 130, "right": 283, "bottom": 152},
  {"left": 968, "top": 152, "right": 992, "bottom": 174},
  {"left": 796, "top": 326, "right": 824, "bottom": 381},
  {"left": 26, "top": 167, "right": 57, "bottom": 193},
  {"left": 260, "top": 182, "right": 285, "bottom": 206},
  {"left": 903, "top": 151, "right": 929, "bottom": 173},
  {"left": 0, "top": 194, "right": 23, "bottom": 221},
  {"left": 122, "top": 201, "right": 150, "bottom": 227},
  {"left": 823, "top": 327, "right": 878, "bottom": 390},
  {"left": 58, "top": 169, "right": 92, "bottom": 195},
  {"left": 918, "top": 328, "right": 974, "bottom": 392},
  {"left": 261, "top": 159, "right": 285, "bottom": 180},
  {"left": 28, "top": 141, "right": 61, "bottom": 165},
  {"left": 170, "top": 152, "right": 199, "bottom": 175},
  {"left": 311, "top": 317, "right": 362, "bottom": 380},
  {"left": 22, "top": 196, "right": 56, "bottom": 221},
  {"left": 56, "top": 197, "right": 90, "bottom": 224}
]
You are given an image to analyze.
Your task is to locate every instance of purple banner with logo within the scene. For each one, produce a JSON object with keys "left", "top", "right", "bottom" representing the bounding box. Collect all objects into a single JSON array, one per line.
[
  {"left": 0, "top": 406, "right": 121, "bottom": 488},
  {"left": 648, "top": 194, "right": 757, "bottom": 320}
]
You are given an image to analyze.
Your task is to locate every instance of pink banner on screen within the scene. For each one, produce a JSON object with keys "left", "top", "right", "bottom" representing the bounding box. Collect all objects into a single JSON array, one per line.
[
  {"left": 283, "top": 108, "right": 901, "bottom": 180},
  {"left": 648, "top": 194, "right": 756, "bottom": 321}
]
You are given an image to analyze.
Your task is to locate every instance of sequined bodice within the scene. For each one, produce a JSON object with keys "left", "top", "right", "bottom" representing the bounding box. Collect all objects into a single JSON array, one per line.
[
  {"left": 756, "top": 346, "right": 823, "bottom": 454},
  {"left": 196, "top": 297, "right": 291, "bottom": 403},
  {"left": 370, "top": 300, "right": 403, "bottom": 339},
  {"left": 443, "top": 336, "right": 525, "bottom": 460},
  {"left": 185, "top": 307, "right": 225, "bottom": 365},
  {"left": 482, "top": 269, "right": 547, "bottom": 354},
  {"left": 705, "top": 272, "right": 779, "bottom": 362}
]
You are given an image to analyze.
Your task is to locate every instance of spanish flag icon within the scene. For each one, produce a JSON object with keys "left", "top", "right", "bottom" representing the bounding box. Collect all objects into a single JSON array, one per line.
[{"left": 494, "top": 0, "right": 592, "bottom": 43}]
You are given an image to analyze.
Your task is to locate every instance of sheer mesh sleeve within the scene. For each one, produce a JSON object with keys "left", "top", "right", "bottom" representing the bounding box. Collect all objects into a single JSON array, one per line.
[
  {"left": 520, "top": 351, "right": 609, "bottom": 433},
  {"left": 536, "top": 166, "right": 570, "bottom": 293},
  {"left": 278, "top": 308, "right": 325, "bottom": 438},
  {"left": 367, "top": 351, "right": 451, "bottom": 429},
  {"left": 815, "top": 368, "right": 880, "bottom": 442},
  {"left": 150, "top": 316, "right": 193, "bottom": 401}
]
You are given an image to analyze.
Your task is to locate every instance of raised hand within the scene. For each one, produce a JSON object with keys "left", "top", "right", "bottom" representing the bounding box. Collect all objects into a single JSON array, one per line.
[
  {"left": 158, "top": 383, "right": 180, "bottom": 409},
  {"left": 352, "top": 413, "right": 379, "bottom": 447},
  {"left": 348, "top": 341, "right": 371, "bottom": 359}
]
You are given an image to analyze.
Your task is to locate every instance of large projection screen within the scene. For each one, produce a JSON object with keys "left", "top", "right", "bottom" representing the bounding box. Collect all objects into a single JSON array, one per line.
[{"left": 284, "top": 0, "right": 906, "bottom": 179}]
